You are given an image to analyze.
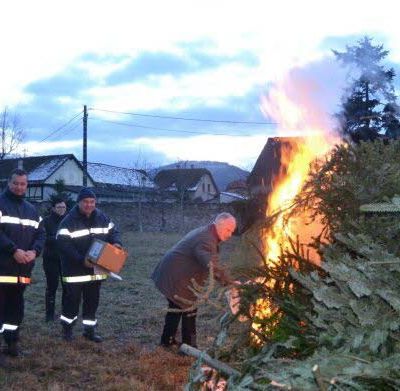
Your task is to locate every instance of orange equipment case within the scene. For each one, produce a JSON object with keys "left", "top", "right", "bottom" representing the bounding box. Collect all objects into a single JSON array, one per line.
[{"left": 86, "top": 239, "right": 127, "bottom": 273}]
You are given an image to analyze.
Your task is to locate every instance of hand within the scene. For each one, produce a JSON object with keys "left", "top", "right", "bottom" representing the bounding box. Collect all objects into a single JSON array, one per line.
[
  {"left": 84, "top": 259, "right": 94, "bottom": 268},
  {"left": 13, "top": 249, "right": 29, "bottom": 264},
  {"left": 25, "top": 250, "right": 37, "bottom": 263}
]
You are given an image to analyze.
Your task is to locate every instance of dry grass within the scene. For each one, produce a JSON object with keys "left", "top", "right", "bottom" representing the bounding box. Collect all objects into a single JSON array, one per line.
[{"left": 0, "top": 231, "right": 242, "bottom": 390}]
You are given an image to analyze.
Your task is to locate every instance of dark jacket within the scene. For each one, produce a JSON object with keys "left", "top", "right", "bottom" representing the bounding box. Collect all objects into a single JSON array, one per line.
[
  {"left": 0, "top": 188, "right": 45, "bottom": 283},
  {"left": 57, "top": 205, "right": 122, "bottom": 278},
  {"left": 151, "top": 224, "right": 229, "bottom": 308},
  {"left": 42, "top": 211, "right": 64, "bottom": 260}
]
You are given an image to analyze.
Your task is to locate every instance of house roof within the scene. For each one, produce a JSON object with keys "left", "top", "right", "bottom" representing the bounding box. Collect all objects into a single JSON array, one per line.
[
  {"left": 226, "top": 179, "right": 248, "bottom": 191},
  {"left": 154, "top": 168, "right": 219, "bottom": 192},
  {"left": 247, "top": 137, "right": 304, "bottom": 194},
  {"left": 0, "top": 154, "right": 94, "bottom": 184},
  {"left": 220, "top": 191, "right": 247, "bottom": 200},
  {"left": 87, "top": 162, "right": 155, "bottom": 188}
]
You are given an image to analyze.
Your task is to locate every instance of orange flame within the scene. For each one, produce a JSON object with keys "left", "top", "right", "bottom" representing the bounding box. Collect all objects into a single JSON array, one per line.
[{"left": 251, "top": 75, "right": 340, "bottom": 343}]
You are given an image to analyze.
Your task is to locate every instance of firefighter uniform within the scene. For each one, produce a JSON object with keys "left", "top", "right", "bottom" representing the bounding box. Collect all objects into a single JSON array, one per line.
[
  {"left": 42, "top": 210, "right": 65, "bottom": 321},
  {"left": 57, "top": 200, "right": 122, "bottom": 342},
  {"left": 0, "top": 187, "right": 45, "bottom": 352}
]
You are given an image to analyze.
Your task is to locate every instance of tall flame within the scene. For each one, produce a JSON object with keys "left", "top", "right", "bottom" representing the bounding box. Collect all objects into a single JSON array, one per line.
[{"left": 251, "top": 73, "right": 340, "bottom": 343}]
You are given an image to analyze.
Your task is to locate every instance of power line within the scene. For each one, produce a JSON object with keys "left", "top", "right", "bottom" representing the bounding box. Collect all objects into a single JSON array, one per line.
[
  {"left": 56, "top": 120, "right": 82, "bottom": 140},
  {"left": 89, "top": 107, "right": 276, "bottom": 125},
  {"left": 39, "top": 111, "right": 83, "bottom": 142},
  {"left": 89, "top": 116, "right": 262, "bottom": 137}
]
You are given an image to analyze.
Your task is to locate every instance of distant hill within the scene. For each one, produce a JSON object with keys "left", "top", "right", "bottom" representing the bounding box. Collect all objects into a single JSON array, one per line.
[{"left": 150, "top": 161, "right": 249, "bottom": 191}]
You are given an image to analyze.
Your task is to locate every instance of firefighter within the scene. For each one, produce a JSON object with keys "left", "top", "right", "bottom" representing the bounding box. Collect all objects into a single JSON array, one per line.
[
  {"left": 41, "top": 198, "right": 67, "bottom": 322},
  {"left": 0, "top": 168, "right": 45, "bottom": 357},
  {"left": 57, "top": 188, "right": 122, "bottom": 342}
]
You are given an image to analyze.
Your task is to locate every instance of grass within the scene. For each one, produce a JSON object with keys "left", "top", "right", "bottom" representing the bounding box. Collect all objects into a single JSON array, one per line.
[{"left": 0, "top": 231, "right": 243, "bottom": 390}]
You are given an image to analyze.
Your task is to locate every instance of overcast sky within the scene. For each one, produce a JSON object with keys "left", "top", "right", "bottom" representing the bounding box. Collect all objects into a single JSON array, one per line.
[{"left": 1, "top": 0, "right": 399, "bottom": 170}]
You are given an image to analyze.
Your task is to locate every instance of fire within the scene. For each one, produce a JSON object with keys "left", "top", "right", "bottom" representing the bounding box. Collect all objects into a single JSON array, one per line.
[{"left": 250, "top": 75, "right": 340, "bottom": 343}]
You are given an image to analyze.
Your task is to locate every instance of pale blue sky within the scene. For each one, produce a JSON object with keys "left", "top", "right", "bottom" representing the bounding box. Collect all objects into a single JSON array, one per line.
[{"left": 1, "top": 0, "right": 399, "bottom": 169}]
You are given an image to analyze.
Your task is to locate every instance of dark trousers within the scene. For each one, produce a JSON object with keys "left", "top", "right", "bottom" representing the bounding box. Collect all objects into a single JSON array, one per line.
[
  {"left": 161, "top": 299, "right": 197, "bottom": 347},
  {"left": 61, "top": 281, "right": 101, "bottom": 326},
  {"left": 0, "top": 284, "right": 26, "bottom": 342},
  {"left": 43, "top": 256, "right": 65, "bottom": 314}
]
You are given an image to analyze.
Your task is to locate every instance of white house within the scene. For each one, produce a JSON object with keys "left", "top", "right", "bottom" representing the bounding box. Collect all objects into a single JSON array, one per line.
[{"left": 0, "top": 154, "right": 95, "bottom": 201}]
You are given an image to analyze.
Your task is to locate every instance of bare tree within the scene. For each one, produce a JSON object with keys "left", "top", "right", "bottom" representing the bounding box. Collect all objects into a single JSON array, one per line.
[
  {"left": 130, "top": 152, "right": 156, "bottom": 232},
  {"left": 0, "top": 107, "right": 24, "bottom": 160}
]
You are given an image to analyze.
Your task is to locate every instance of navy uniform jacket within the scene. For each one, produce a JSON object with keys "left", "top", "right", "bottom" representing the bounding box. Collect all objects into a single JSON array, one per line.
[
  {"left": 42, "top": 211, "right": 64, "bottom": 260},
  {"left": 57, "top": 205, "right": 122, "bottom": 281},
  {"left": 151, "top": 224, "right": 230, "bottom": 308},
  {"left": 0, "top": 188, "right": 45, "bottom": 284}
]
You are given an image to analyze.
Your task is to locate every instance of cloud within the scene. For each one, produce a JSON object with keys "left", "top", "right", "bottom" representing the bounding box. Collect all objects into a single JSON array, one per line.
[
  {"left": 127, "top": 134, "right": 270, "bottom": 169},
  {"left": 25, "top": 68, "right": 96, "bottom": 98},
  {"left": 105, "top": 47, "right": 259, "bottom": 86}
]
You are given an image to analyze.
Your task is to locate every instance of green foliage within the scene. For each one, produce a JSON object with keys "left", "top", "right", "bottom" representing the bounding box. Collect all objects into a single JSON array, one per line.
[
  {"left": 333, "top": 36, "right": 400, "bottom": 141},
  {"left": 187, "top": 140, "right": 400, "bottom": 390},
  {"left": 294, "top": 139, "right": 400, "bottom": 243},
  {"left": 48, "top": 179, "right": 75, "bottom": 210}
]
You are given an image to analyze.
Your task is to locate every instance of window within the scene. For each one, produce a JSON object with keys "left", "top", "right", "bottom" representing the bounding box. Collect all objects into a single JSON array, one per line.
[{"left": 26, "top": 185, "right": 43, "bottom": 201}]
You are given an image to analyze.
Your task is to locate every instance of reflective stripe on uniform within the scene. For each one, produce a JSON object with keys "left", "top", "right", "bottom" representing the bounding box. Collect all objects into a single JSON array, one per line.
[
  {"left": 3, "top": 324, "right": 18, "bottom": 331},
  {"left": 82, "top": 319, "right": 97, "bottom": 326},
  {"left": 0, "top": 276, "right": 31, "bottom": 284},
  {"left": 60, "top": 315, "right": 78, "bottom": 324},
  {"left": 0, "top": 214, "right": 41, "bottom": 229},
  {"left": 57, "top": 222, "right": 115, "bottom": 239},
  {"left": 62, "top": 274, "right": 108, "bottom": 283},
  {"left": 0, "top": 276, "right": 17, "bottom": 283}
]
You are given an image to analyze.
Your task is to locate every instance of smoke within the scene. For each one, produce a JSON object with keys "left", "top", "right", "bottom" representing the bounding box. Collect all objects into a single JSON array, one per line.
[{"left": 261, "top": 55, "right": 347, "bottom": 137}]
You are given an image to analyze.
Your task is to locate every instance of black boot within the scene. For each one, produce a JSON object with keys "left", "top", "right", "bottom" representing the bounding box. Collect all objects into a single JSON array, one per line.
[
  {"left": 160, "top": 335, "right": 179, "bottom": 347},
  {"left": 5, "top": 341, "right": 19, "bottom": 357},
  {"left": 0, "top": 351, "right": 6, "bottom": 367},
  {"left": 45, "top": 293, "right": 55, "bottom": 322},
  {"left": 62, "top": 323, "right": 73, "bottom": 342},
  {"left": 83, "top": 327, "right": 102, "bottom": 343},
  {"left": 3, "top": 330, "right": 19, "bottom": 357}
]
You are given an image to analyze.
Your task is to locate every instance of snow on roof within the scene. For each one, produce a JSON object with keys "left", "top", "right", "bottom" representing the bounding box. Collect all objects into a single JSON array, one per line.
[
  {"left": 87, "top": 162, "right": 155, "bottom": 188},
  {"left": 29, "top": 156, "right": 68, "bottom": 181},
  {"left": 220, "top": 191, "right": 247, "bottom": 200}
]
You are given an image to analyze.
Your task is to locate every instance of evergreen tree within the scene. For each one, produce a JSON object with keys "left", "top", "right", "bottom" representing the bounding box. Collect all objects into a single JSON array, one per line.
[
  {"left": 334, "top": 36, "right": 400, "bottom": 142},
  {"left": 185, "top": 140, "right": 400, "bottom": 390},
  {"left": 49, "top": 179, "right": 74, "bottom": 210}
]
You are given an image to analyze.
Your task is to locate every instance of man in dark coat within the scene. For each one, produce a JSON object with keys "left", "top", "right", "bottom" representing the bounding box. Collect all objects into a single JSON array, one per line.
[
  {"left": 151, "top": 212, "right": 236, "bottom": 348},
  {"left": 41, "top": 198, "right": 67, "bottom": 322},
  {"left": 57, "top": 188, "right": 122, "bottom": 342},
  {"left": 0, "top": 168, "right": 45, "bottom": 357}
]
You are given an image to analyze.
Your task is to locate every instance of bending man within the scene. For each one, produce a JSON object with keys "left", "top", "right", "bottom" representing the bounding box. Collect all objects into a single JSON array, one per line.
[{"left": 151, "top": 212, "right": 236, "bottom": 349}]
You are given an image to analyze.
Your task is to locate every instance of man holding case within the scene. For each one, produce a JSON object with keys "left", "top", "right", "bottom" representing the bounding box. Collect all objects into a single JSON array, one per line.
[{"left": 57, "top": 188, "right": 122, "bottom": 342}]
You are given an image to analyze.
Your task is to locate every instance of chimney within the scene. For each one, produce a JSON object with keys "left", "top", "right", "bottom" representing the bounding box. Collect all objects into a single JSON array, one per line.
[{"left": 17, "top": 159, "right": 23, "bottom": 170}]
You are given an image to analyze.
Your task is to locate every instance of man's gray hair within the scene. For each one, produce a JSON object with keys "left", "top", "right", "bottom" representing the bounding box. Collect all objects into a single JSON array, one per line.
[{"left": 214, "top": 212, "right": 236, "bottom": 224}]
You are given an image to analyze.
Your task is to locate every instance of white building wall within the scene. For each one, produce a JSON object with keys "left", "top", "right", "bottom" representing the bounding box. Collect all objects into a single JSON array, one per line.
[
  {"left": 193, "top": 175, "right": 218, "bottom": 201},
  {"left": 46, "top": 159, "right": 94, "bottom": 186}
]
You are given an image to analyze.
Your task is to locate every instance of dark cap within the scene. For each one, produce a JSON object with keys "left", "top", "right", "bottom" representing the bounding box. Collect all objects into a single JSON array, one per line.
[{"left": 77, "top": 187, "right": 96, "bottom": 202}]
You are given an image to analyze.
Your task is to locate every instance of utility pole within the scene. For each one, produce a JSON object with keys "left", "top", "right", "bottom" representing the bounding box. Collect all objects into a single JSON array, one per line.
[{"left": 83, "top": 105, "right": 88, "bottom": 186}]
